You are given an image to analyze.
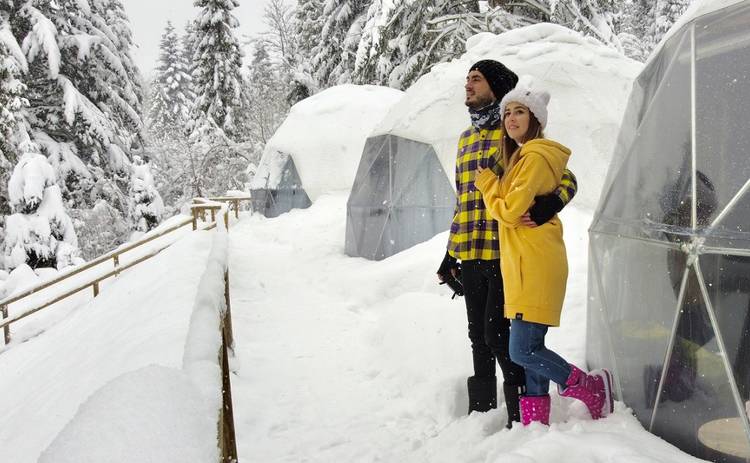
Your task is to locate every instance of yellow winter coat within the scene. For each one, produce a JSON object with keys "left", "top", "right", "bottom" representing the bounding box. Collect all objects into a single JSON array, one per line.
[{"left": 475, "top": 139, "right": 570, "bottom": 326}]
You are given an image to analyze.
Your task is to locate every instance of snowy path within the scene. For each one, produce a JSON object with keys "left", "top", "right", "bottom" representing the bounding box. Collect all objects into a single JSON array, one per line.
[{"left": 228, "top": 192, "right": 706, "bottom": 463}]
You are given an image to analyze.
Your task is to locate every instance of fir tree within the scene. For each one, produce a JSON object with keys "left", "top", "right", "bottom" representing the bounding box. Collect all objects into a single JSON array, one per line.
[
  {"left": 2, "top": 0, "right": 151, "bottom": 258},
  {"left": 128, "top": 155, "right": 164, "bottom": 235},
  {"left": 190, "top": 0, "right": 244, "bottom": 142},
  {"left": 311, "top": 0, "right": 369, "bottom": 87},
  {"left": 149, "top": 21, "right": 193, "bottom": 139},
  {"left": 652, "top": 0, "right": 691, "bottom": 47},
  {"left": 3, "top": 152, "right": 79, "bottom": 270}
]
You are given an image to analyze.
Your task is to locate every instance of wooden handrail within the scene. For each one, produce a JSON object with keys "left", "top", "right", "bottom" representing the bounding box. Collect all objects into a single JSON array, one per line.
[
  {"left": 0, "top": 245, "right": 169, "bottom": 331},
  {"left": 0, "top": 196, "right": 252, "bottom": 347},
  {"left": 0, "top": 216, "right": 193, "bottom": 308}
]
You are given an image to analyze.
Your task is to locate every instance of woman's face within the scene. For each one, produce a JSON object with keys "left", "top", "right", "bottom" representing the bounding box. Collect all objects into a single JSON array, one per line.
[{"left": 504, "top": 102, "right": 530, "bottom": 143}]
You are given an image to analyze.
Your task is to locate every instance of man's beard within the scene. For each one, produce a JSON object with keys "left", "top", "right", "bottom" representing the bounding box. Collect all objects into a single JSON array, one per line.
[{"left": 465, "top": 94, "right": 495, "bottom": 110}]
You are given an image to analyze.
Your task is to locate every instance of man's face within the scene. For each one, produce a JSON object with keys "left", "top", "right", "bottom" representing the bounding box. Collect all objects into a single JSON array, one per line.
[{"left": 465, "top": 70, "right": 495, "bottom": 109}]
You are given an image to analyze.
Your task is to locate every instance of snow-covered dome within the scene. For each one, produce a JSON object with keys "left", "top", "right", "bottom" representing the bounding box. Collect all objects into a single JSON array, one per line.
[
  {"left": 259, "top": 84, "right": 404, "bottom": 201},
  {"left": 371, "top": 23, "right": 642, "bottom": 209}
]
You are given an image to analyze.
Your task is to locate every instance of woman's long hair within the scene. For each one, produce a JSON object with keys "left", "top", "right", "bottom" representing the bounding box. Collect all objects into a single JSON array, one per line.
[{"left": 501, "top": 109, "right": 544, "bottom": 172}]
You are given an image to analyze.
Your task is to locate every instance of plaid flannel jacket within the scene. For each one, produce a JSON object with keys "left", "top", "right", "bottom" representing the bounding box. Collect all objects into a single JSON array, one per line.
[{"left": 447, "top": 126, "right": 577, "bottom": 261}]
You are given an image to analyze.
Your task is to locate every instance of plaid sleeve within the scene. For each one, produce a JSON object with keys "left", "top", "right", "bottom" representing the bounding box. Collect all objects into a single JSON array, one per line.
[{"left": 555, "top": 168, "right": 577, "bottom": 205}]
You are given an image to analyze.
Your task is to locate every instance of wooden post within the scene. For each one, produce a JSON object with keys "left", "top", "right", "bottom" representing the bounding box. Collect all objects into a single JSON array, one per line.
[
  {"left": 220, "top": 324, "right": 238, "bottom": 462},
  {"left": 223, "top": 270, "right": 234, "bottom": 351},
  {"left": 210, "top": 208, "right": 216, "bottom": 223},
  {"left": 93, "top": 282, "right": 100, "bottom": 297},
  {"left": 2, "top": 305, "right": 9, "bottom": 345},
  {"left": 192, "top": 209, "right": 198, "bottom": 230},
  {"left": 224, "top": 210, "right": 229, "bottom": 231},
  {"left": 233, "top": 199, "right": 239, "bottom": 219},
  {"left": 113, "top": 254, "right": 120, "bottom": 276}
]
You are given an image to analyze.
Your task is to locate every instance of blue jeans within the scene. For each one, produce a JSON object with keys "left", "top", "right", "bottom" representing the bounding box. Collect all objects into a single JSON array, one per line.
[{"left": 509, "top": 319, "right": 572, "bottom": 396}]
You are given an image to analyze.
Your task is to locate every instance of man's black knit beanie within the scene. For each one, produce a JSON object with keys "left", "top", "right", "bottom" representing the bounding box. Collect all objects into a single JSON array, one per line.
[{"left": 468, "top": 60, "right": 518, "bottom": 100}]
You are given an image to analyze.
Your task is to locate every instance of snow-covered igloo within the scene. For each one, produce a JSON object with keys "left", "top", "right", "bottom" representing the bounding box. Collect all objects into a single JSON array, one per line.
[
  {"left": 345, "top": 23, "right": 640, "bottom": 260},
  {"left": 251, "top": 85, "right": 403, "bottom": 217},
  {"left": 586, "top": 1, "right": 750, "bottom": 461}
]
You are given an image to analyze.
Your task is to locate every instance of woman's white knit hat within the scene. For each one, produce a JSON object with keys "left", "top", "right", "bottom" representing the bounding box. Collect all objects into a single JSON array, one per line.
[{"left": 500, "top": 75, "right": 551, "bottom": 129}]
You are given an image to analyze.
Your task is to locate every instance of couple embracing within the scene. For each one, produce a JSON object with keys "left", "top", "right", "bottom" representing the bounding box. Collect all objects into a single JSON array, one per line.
[{"left": 437, "top": 60, "right": 614, "bottom": 427}]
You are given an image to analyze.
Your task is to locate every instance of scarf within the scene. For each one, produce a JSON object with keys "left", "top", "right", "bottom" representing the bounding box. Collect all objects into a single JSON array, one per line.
[{"left": 469, "top": 99, "right": 502, "bottom": 130}]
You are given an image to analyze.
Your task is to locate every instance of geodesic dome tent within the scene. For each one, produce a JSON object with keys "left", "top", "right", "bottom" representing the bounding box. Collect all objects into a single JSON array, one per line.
[
  {"left": 252, "top": 85, "right": 403, "bottom": 217},
  {"left": 345, "top": 135, "right": 455, "bottom": 260},
  {"left": 586, "top": 1, "right": 750, "bottom": 460},
  {"left": 249, "top": 151, "right": 311, "bottom": 218},
  {"left": 345, "top": 23, "right": 640, "bottom": 260}
]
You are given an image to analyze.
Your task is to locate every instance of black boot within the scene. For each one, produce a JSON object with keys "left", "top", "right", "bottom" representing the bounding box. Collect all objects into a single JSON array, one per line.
[
  {"left": 467, "top": 375, "right": 497, "bottom": 414},
  {"left": 503, "top": 382, "right": 526, "bottom": 428}
]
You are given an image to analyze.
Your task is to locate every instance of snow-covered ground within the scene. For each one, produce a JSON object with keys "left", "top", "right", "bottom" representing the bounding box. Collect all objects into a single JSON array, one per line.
[
  {"left": 228, "top": 193, "right": 706, "bottom": 463},
  {"left": 0, "top": 194, "right": 709, "bottom": 462}
]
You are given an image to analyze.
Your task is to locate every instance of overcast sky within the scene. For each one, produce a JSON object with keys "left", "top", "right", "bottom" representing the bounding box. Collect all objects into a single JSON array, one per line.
[{"left": 120, "top": 0, "right": 267, "bottom": 79}]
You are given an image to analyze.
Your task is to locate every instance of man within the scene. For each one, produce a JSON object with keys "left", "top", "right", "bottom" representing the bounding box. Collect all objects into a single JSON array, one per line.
[{"left": 437, "top": 60, "right": 577, "bottom": 428}]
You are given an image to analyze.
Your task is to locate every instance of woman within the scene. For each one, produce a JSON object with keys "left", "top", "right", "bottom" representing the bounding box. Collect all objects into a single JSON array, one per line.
[{"left": 474, "top": 78, "right": 613, "bottom": 425}]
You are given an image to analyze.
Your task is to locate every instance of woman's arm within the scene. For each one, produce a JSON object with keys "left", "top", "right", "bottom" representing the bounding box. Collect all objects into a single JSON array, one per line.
[{"left": 475, "top": 154, "right": 555, "bottom": 228}]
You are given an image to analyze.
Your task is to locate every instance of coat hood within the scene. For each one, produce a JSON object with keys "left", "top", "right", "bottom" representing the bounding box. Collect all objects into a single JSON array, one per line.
[{"left": 519, "top": 138, "right": 570, "bottom": 180}]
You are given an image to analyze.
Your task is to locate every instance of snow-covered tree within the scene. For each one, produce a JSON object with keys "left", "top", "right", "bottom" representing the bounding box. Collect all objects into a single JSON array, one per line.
[
  {"left": 3, "top": 152, "right": 79, "bottom": 270},
  {"left": 365, "top": 0, "right": 516, "bottom": 89},
  {"left": 548, "top": 0, "right": 623, "bottom": 54},
  {"left": 651, "top": 0, "right": 691, "bottom": 47},
  {"left": 190, "top": 0, "right": 244, "bottom": 142},
  {"left": 617, "top": 0, "right": 652, "bottom": 61},
  {"left": 311, "top": 0, "right": 369, "bottom": 87},
  {"left": 149, "top": 21, "right": 193, "bottom": 139},
  {"left": 291, "top": 0, "right": 323, "bottom": 101},
  {"left": 247, "top": 42, "right": 288, "bottom": 146},
  {"left": 5, "top": 0, "right": 146, "bottom": 233},
  {"left": 128, "top": 156, "right": 164, "bottom": 236}
]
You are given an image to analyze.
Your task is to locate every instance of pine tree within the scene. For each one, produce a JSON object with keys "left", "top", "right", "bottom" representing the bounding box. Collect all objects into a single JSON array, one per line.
[
  {"left": 549, "top": 0, "right": 623, "bottom": 53},
  {"left": 149, "top": 21, "right": 193, "bottom": 139},
  {"left": 290, "top": 0, "right": 322, "bottom": 102},
  {"left": 128, "top": 155, "right": 164, "bottom": 236},
  {"left": 3, "top": 0, "right": 151, "bottom": 258},
  {"left": 651, "top": 0, "right": 691, "bottom": 47},
  {"left": 181, "top": 20, "right": 199, "bottom": 100},
  {"left": 190, "top": 0, "right": 244, "bottom": 142},
  {"left": 311, "top": 0, "right": 370, "bottom": 88},
  {"left": 3, "top": 152, "right": 79, "bottom": 270},
  {"left": 371, "top": 0, "right": 496, "bottom": 89},
  {"left": 617, "top": 0, "right": 652, "bottom": 61}
]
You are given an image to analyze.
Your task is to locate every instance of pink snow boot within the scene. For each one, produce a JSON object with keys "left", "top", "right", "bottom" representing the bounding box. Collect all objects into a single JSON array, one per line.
[
  {"left": 519, "top": 395, "right": 551, "bottom": 426},
  {"left": 559, "top": 364, "right": 614, "bottom": 420}
]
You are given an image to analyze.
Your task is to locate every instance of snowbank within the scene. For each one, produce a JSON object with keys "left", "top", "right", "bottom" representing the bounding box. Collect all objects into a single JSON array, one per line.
[
  {"left": 372, "top": 23, "right": 642, "bottom": 210},
  {"left": 38, "top": 365, "right": 217, "bottom": 463},
  {"left": 258, "top": 84, "right": 404, "bottom": 200}
]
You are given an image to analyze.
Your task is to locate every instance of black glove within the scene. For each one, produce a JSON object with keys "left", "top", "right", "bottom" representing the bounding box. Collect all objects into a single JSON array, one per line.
[
  {"left": 437, "top": 251, "right": 459, "bottom": 279},
  {"left": 529, "top": 193, "right": 563, "bottom": 226},
  {"left": 437, "top": 251, "right": 463, "bottom": 299}
]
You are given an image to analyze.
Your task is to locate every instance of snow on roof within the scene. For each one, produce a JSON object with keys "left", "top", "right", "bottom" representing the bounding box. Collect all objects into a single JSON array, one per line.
[
  {"left": 372, "top": 23, "right": 643, "bottom": 209},
  {"left": 259, "top": 84, "right": 404, "bottom": 200}
]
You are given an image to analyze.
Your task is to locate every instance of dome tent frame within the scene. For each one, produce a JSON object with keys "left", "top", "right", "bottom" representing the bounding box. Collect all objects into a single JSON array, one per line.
[
  {"left": 345, "top": 134, "right": 455, "bottom": 260},
  {"left": 587, "top": 1, "right": 750, "bottom": 459},
  {"left": 249, "top": 151, "right": 312, "bottom": 218}
]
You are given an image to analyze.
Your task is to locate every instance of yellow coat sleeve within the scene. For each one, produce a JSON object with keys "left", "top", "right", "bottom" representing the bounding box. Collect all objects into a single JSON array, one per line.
[{"left": 475, "top": 154, "right": 554, "bottom": 228}]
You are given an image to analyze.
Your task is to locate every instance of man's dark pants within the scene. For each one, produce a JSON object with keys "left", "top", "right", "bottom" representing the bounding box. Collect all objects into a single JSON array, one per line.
[{"left": 461, "top": 259, "right": 525, "bottom": 386}]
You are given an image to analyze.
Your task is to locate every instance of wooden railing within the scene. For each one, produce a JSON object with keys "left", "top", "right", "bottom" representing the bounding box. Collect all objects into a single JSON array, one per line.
[
  {"left": 0, "top": 195, "right": 251, "bottom": 346},
  {"left": 181, "top": 208, "right": 237, "bottom": 462}
]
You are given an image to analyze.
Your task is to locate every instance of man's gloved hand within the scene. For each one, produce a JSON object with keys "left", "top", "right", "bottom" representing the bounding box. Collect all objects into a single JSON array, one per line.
[
  {"left": 437, "top": 251, "right": 460, "bottom": 281},
  {"left": 437, "top": 251, "right": 463, "bottom": 299},
  {"left": 529, "top": 193, "right": 563, "bottom": 226}
]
